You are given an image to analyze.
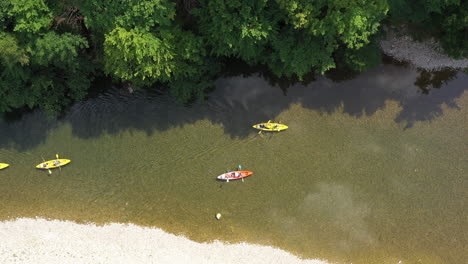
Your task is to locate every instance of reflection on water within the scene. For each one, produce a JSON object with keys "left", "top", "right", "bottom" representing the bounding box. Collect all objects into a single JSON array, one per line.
[
  {"left": 414, "top": 69, "right": 458, "bottom": 94},
  {"left": 0, "top": 64, "right": 467, "bottom": 264}
]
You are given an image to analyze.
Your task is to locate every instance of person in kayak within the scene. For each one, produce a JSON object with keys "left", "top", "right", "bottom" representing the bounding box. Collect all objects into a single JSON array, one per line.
[{"left": 53, "top": 160, "right": 61, "bottom": 166}]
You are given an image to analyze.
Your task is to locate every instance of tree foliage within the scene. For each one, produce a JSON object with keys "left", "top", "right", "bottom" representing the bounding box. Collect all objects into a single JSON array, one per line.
[
  {"left": 6, "top": 0, "right": 52, "bottom": 34},
  {"left": 275, "top": 0, "right": 388, "bottom": 49},
  {"left": 194, "top": 0, "right": 274, "bottom": 62},
  {"left": 90, "top": 0, "right": 211, "bottom": 101},
  {"left": 194, "top": 0, "right": 388, "bottom": 78},
  {"left": 0, "top": 0, "right": 92, "bottom": 114}
]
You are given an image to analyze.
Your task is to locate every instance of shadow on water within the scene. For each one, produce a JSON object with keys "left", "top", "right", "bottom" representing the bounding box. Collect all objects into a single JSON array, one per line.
[
  {"left": 0, "top": 61, "right": 467, "bottom": 151},
  {"left": 0, "top": 110, "right": 58, "bottom": 151}
]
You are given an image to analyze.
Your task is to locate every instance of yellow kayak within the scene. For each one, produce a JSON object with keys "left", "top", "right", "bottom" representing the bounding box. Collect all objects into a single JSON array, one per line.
[
  {"left": 253, "top": 121, "right": 288, "bottom": 131},
  {"left": 36, "top": 159, "right": 71, "bottom": 169},
  {"left": 0, "top": 163, "right": 10, "bottom": 170}
]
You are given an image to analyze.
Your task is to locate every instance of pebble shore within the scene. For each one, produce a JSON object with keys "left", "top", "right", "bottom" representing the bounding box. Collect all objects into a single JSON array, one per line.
[
  {"left": 0, "top": 218, "right": 328, "bottom": 264},
  {"left": 380, "top": 28, "right": 468, "bottom": 71}
]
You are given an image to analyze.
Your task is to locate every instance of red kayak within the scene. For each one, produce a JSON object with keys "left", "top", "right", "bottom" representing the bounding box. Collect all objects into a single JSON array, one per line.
[{"left": 217, "top": 170, "right": 253, "bottom": 182}]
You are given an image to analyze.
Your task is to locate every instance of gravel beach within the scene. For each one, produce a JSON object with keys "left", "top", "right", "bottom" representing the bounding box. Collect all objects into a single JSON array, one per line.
[
  {"left": 0, "top": 218, "right": 328, "bottom": 264},
  {"left": 380, "top": 27, "right": 468, "bottom": 71}
]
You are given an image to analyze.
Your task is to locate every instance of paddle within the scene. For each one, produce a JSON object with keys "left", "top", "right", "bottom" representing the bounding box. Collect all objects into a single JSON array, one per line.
[
  {"left": 41, "top": 156, "right": 52, "bottom": 175},
  {"left": 56, "top": 154, "right": 62, "bottom": 173},
  {"left": 226, "top": 169, "right": 230, "bottom": 183},
  {"left": 238, "top": 165, "right": 245, "bottom": 182},
  {"left": 274, "top": 121, "right": 282, "bottom": 131},
  {"left": 258, "top": 120, "right": 271, "bottom": 135}
]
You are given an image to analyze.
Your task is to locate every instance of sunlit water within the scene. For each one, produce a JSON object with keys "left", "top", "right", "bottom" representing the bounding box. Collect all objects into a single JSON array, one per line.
[{"left": 0, "top": 64, "right": 467, "bottom": 264}]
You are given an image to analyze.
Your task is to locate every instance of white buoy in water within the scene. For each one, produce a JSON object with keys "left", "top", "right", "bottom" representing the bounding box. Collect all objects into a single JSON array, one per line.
[{"left": 216, "top": 213, "right": 222, "bottom": 220}]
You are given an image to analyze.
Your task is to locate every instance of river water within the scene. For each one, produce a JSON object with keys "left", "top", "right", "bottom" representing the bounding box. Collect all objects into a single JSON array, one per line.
[{"left": 0, "top": 63, "right": 466, "bottom": 264}]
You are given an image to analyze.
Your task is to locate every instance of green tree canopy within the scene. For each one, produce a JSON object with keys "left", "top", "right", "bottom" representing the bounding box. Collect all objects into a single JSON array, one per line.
[
  {"left": 82, "top": 0, "right": 211, "bottom": 102},
  {"left": 194, "top": 0, "right": 388, "bottom": 77},
  {"left": 0, "top": 0, "right": 92, "bottom": 114},
  {"left": 194, "top": 0, "right": 275, "bottom": 62}
]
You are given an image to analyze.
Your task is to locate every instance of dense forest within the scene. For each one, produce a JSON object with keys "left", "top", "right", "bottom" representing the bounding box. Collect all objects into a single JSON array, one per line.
[{"left": 0, "top": 0, "right": 466, "bottom": 114}]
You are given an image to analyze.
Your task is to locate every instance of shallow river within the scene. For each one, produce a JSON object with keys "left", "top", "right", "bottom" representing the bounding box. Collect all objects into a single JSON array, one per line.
[{"left": 0, "top": 63, "right": 467, "bottom": 264}]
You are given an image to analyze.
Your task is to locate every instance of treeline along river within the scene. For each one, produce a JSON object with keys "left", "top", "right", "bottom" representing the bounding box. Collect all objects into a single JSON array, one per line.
[{"left": 0, "top": 62, "right": 467, "bottom": 264}]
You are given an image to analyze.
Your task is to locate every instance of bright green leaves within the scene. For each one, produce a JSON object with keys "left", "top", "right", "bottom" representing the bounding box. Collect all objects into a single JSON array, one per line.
[
  {"left": 266, "top": 30, "right": 336, "bottom": 78},
  {"left": 80, "top": 0, "right": 175, "bottom": 34},
  {"left": 5, "top": 0, "right": 52, "bottom": 34},
  {"left": 79, "top": 1, "right": 122, "bottom": 34},
  {"left": 195, "top": 0, "right": 274, "bottom": 62},
  {"left": 275, "top": 0, "right": 388, "bottom": 49},
  {"left": 0, "top": 32, "right": 29, "bottom": 66},
  {"left": 115, "top": 0, "right": 175, "bottom": 30},
  {"left": 30, "top": 32, "right": 92, "bottom": 113},
  {"left": 32, "top": 32, "right": 88, "bottom": 69},
  {"left": 104, "top": 26, "right": 206, "bottom": 87},
  {"left": 194, "top": 0, "right": 388, "bottom": 79},
  {"left": 0, "top": 1, "right": 7, "bottom": 30},
  {"left": 104, "top": 27, "right": 175, "bottom": 82},
  {"left": 0, "top": 0, "right": 91, "bottom": 115},
  {"left": 274, "top": 0, "right": 316, "bottom": 29},
  {"left": 100, "top": 0, "right": 209, "bottom": 102}
]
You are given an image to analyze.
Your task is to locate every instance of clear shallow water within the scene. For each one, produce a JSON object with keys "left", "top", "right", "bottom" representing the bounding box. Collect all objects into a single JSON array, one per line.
[{"left": 0, "top": 64, "right": 467, "bottom": 264}]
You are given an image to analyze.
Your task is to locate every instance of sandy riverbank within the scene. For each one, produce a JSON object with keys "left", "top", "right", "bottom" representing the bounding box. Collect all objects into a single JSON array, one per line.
[
  {"left": 380, "top": 27, "right": 468, "bottom": 71},
  {"left": 0, "top": 218, "right": 328, "bottom": 264}
]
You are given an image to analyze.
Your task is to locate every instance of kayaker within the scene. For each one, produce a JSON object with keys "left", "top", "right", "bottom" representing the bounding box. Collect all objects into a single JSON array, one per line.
[
  {"left": 53, "top": 160, "right": 61, "bottom": 166},
  {"left": 41, "top": 163, "right": 48, "bottom": 168}
]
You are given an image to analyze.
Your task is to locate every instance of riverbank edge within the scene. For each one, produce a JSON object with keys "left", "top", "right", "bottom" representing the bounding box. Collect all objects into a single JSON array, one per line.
[
  {"left": 0, "top": 217, "right": 328, "bottom": 264},
  {"left": 379, "top": 26, "right": 468, "bottom": 71}
]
